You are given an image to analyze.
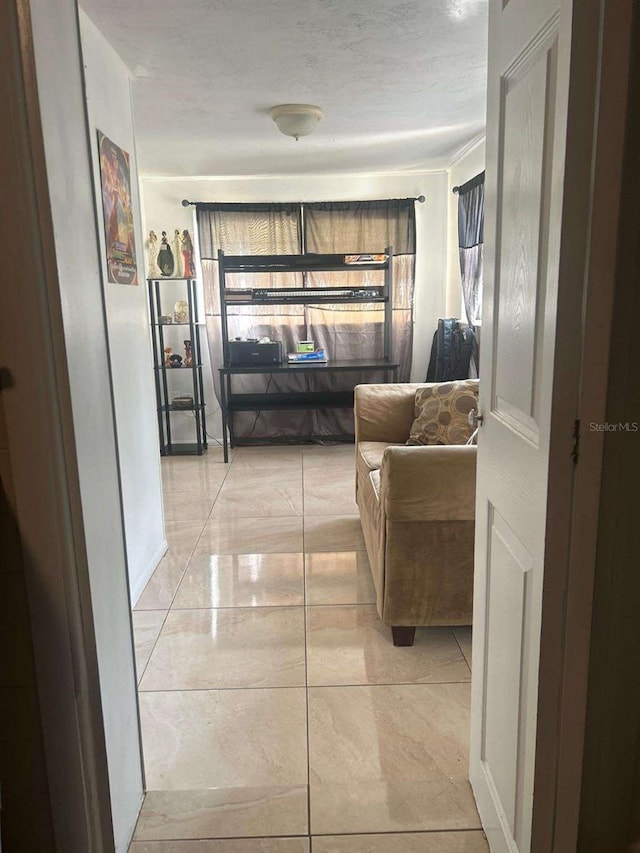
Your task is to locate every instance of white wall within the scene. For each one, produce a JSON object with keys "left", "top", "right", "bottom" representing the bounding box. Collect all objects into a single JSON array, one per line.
[
  {"left": 445, "top": 139, "right": 486, "bottom": 317},
  {"left": 30, "top": 1, "right": 144, "bottom": 849},
  {"left": 141, "top": 170, "right": 449, "bottom": 437},
  {"left": 80, "top": 12, "right": 166, "bottom": 603}
]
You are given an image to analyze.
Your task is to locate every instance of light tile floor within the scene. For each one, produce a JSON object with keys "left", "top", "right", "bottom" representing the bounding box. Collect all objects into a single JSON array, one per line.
[{"left": 130, "top": 445, "right": 487, "bottom": 852}]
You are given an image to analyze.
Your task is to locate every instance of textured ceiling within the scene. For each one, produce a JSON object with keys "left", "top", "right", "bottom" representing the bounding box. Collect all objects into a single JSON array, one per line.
[{"left": 80, "top": 0, "right": 488, "bottom": 176}]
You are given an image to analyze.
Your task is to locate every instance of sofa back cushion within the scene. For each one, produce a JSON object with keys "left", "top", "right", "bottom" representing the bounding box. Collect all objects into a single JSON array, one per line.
[{"left": 407, "top": 380, "right": 479, "bottom": 446}]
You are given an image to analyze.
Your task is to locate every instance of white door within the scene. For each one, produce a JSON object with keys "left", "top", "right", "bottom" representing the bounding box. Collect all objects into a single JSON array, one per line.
[{"left": 470, "top": 1, "right": 575, "bottom": 850}]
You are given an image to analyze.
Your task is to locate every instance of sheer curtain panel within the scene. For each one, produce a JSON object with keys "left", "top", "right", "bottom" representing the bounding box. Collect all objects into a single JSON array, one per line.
[
  {"left": 197, "top": 199, "right": 416, "bottom": 441},
  {"left": 457, "top": 171, "right": 484, "bottom": 328}
]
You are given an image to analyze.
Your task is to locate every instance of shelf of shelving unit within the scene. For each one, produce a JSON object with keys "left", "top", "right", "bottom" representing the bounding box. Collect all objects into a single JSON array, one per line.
[
  {"left": 147, "top": 277, "right": 208, "bottom": 456},
  {"left": 217, "top": 248, "right": 397, "bottom": 462}
]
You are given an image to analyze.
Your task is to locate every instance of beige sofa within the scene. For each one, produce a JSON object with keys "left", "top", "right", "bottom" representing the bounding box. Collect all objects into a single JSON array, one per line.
[{"left": 354, "top": 382, "right": 477, "bottom": 646}]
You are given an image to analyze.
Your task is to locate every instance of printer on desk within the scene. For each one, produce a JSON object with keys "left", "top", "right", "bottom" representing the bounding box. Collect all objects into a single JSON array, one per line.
[{"left": 227, "top": 338, "right": 283, "bottom": 366}]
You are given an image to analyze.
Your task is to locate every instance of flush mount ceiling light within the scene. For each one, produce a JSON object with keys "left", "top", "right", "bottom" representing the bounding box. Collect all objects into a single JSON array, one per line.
[{"left": 269, "top": 104, "right": 324, "bottom": 140}]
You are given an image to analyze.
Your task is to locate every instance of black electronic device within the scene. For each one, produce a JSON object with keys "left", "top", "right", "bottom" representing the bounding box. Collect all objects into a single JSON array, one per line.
[
  {"left": 248, "top": 286, "right": 385, "bottom": 302},
  {"left": 228, "top": 340, "right": 283, "bottom": 366}
]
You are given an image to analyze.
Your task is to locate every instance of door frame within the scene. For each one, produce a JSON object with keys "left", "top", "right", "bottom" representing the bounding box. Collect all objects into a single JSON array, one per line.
[
  {"left": 2, "top": 0, "right": 115, "bottom": 849},
  {"left": 531, "top": 1, "right": 636, "bottom": 850}
]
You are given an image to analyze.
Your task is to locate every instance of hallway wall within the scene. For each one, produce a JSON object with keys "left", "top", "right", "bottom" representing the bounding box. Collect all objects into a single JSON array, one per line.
[
  {"left": 80, "top": 12, "right": 167, "bottom": 602},
  {"left": 29, "top": 1, "right": 145, "bottom": 848}
]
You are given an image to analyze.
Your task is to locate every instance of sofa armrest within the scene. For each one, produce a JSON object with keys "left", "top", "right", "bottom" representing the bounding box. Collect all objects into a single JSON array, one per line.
[
  {"left": 380, "top": 444, "right": 477, "bottom": 522},
  {"left": 354, "top": 383, "right": 435, "bottom": 444}
]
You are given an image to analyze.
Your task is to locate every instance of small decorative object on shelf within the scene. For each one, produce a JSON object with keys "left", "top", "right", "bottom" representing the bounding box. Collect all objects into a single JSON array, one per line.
[
  {"left": 148, "top": 275, "right": 207, "bottom": 455},
  {"left": 174, "top": 300, "right": 189, "bottom": 323},
  {"left": 148, "top": 231, "right": 161, "bottom": 278},
  {"left": 345, "top": 253, "right": 387, "bottom": 264},
  {"left": 171, "top": 395, "right": 194, "bottom": 408},
  {"left": 172, "top": 229, "right": 185, "bottom": 278},
  {"left": 157, "top": 231, "right": 175, "bottom": 276},
  {"left": 182, "top": 229, "right": 196, "bottom": 278}
]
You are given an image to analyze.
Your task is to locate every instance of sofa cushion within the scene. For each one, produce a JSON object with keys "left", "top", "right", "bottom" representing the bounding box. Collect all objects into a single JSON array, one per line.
[
  {"left": 358, "top": 441, "right": 403, "bottom": 473},
  {"left": 407, "top": 379, "right": 479, "bottom": 446}
]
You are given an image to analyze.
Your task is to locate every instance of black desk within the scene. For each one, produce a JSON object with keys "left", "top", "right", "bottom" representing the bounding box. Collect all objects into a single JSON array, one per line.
[{"left": 219, "top": 358, "right": 399, "bottom": 462}]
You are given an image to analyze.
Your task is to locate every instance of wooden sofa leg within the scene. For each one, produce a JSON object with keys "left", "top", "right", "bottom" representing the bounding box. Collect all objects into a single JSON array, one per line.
[{"left": 392, "top": 626, "right": 416, "bottom": 647}]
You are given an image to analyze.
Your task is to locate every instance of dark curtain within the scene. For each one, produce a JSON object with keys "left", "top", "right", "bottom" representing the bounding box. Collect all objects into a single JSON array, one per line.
[
  {"left": 457, "top": 171, "right": 484, "bottom": 328},
  {"left": 197, "top": 203, "right": 311, "bottom": 438},
  {"left": 303, "top": 200, "right": 415, "bottom": 435},
  {"left": 197, "top": 199, "right": 416, "bottom": 440}
]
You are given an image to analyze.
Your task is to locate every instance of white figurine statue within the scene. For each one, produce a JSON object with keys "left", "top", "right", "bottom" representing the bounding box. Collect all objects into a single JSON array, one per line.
[
  {"left": 147, "top": 231, "right": 161, "bottom": 278},
  {"left": 172, "top": 229, "right": 185, "bottom": 278}
]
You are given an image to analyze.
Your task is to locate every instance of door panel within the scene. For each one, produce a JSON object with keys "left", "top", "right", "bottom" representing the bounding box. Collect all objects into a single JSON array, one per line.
[
  {"left": 470, "top": 1, "right": 570, "bottom": 851},
  {"left": 495, "top": 40, "right": 556, "bottom": 441},
  {"left": 482, "top": 506, "right": 533, "bottom": 843}
]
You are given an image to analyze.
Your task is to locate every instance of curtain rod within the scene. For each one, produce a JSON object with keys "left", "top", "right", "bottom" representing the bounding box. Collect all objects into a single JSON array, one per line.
[
  {"left": 181, "top": 195, "right": 426, "bottom": 207},
  {"left": 452, "top": 171, "right": 485, "bottom": 195}
]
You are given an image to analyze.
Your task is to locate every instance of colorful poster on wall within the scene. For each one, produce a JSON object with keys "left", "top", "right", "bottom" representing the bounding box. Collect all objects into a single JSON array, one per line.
[{"left": 97, "top": 131, "right": 138, "bottom": 285}]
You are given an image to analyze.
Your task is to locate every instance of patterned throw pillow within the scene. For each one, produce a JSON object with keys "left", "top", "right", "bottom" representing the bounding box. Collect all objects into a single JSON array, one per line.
[{"left": 406, "top": 380, "right": 479, "bottom": 446}]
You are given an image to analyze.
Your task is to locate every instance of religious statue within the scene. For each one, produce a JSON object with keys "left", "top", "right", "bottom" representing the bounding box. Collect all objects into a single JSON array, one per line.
[
  {"left": 182, "top": 229, "right": 196, "bottom": 279},
  {"left": 172, "top": 229, "right": 185, "bottom": 278},
  {"left": 184, "top": 339, "right": 193, "bottom": 367},
  {"left": 147, "top": 231, "right": 161, "bottom": 278},
  {"left": 157, "top": 231, "right": 175, "bottom": 277}
]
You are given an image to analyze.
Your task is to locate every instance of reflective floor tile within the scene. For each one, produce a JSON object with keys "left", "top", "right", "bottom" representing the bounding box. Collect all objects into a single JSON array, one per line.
[
  {"left": 311, "top": 831, "right": 488, "bottom": 852},
  {"left": 196, "top": 517, "right": 303, "bottom": 555},
  {"left": 302, "top": 445, "right": 355, "bottom": 468},
  {"left": 163, "top": 493, "right": 217, "bottom": 524},
  {"left": 162, "top": 461, "right": 228, "bottom": 496},
  {"left": 134, "top": 786, "right": 308, "bottom": 840},
  {"left": 304, "top": 552, "right": 375, "bottom": 606},
  {"left": 230, "top": 447, "right": 304, "bottom": 470},
  {"left": 165, "top": 520, "right": 206, "bottom": 554},
  {"left": 303, "top": 516, "right": 365, "bottom": 552},
  {"left": 130, "top": 838, "right": 309, "bottom": 852},
  {"left": 310, "top": 781, "right": 481, "bottom": 836},
  {"left": 309, "top": 683, "right": 479, "bottom": 833},
  {"left": 211, "top": 476, "right": 303, "bottom": 519},
  {"left": 135, "top": 553, "right": 190, "bottom": 611},
  {"left": 133, "top": 610, "right": 167, "bottom": 681},
  {"left": 303, "top": 470, "right": 358, "bottom": 516},
  {"left": 140, "top": 688, "right": 307, "bottom": 790},
  {"left": 306, "top": 606, "right": 470, "bottom": 686},
  {"left": 173, "top": 554, "right": 304, "bottom": 609},
  {"left": 140, "top": 607, "right": 306, "bottom": 690}
]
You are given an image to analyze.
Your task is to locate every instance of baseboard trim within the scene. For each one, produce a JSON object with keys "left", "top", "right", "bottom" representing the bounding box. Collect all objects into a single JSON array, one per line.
[{"left": 130, "top": 538, "right": 168, "bottom": 606}]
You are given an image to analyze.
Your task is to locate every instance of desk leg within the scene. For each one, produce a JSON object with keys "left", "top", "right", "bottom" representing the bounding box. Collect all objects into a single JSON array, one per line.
[
  {"left": 226, "top": 374, "right": 236, "bottom": 449},
  {"left": 219, "top": 372, "right": 229, "bottom": 463}
]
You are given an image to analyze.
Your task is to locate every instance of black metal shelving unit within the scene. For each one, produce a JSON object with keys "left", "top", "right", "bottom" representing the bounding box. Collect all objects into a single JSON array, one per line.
[
  {"left": 147, "top": 277, "right": 207, "bottom": 456},
  {"left": 218, "top": 249, "right": 398, "bottom": 462}
]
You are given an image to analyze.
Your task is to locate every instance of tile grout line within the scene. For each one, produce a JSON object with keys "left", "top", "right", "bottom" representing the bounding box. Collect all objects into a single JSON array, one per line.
[
  {"left": 451, "top": 625, "right": 473, "bottom": 674},
  {"left": 136, "top": 678, "right": 472, "bottom": 695},
  {"left": 302, "top": 451, "right": 313, "bottom": 851}
]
